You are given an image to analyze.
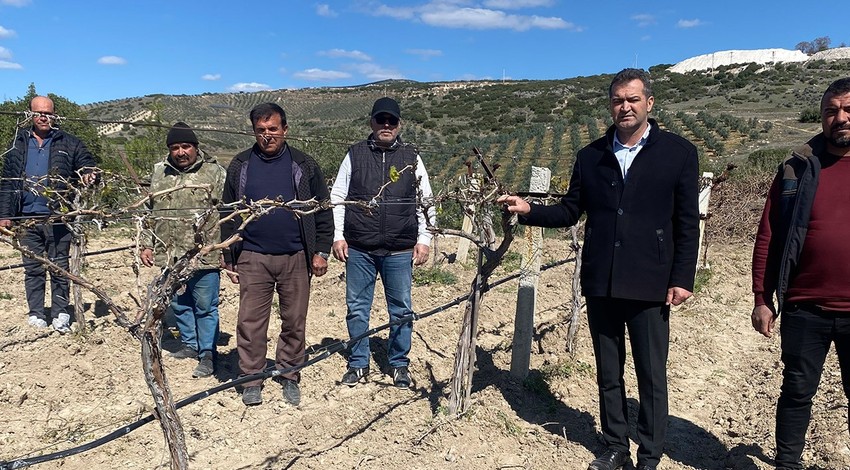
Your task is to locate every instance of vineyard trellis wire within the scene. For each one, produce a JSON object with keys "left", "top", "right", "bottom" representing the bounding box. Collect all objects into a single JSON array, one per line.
[
  {"left": 0, "top": 103, "right": 756, "bottom": 468},
  {"left": 0, "top": 109, "right": 594, "bottom": 469}
]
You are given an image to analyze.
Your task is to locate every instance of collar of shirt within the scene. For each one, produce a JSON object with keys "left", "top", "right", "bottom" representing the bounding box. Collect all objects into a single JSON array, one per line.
[
  {"left": 28, "top": 131, "right": 53, "bottom": 147},
  {"left": 612, "top": 122, "right": 651, "bottom": 179}
]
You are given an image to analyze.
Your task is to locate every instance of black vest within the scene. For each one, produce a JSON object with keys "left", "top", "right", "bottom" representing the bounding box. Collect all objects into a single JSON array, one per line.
[{"left": 344, "top": 138, "right": 419, "bottom": 252}]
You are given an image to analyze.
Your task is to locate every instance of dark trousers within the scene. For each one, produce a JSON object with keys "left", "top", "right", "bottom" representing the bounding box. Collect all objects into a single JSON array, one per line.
[
  {"left": 22, "top": 222, "right": 72, "bottom": 321},
  {"left": 236, "top": 250, "right": 309, "bottom": 387},
  {"left": 775, "top": 303, "right": 850, "bottom": 469},
  {"left": 586, "top": 296, "right": 670, "bottom": 468}
]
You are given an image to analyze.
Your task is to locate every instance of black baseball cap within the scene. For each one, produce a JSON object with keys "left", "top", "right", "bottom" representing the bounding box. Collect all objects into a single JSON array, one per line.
[{"left": 370, "top": 97, "right": 401, "bottom": 119}]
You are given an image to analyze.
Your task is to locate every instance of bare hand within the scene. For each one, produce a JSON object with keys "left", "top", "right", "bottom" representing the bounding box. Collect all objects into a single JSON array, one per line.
[
  {"left": 140, "top": 248, "right": 154, "bottom": 267},
  {"left": 80, "top": 172, "right": 96, "bottom": 186},
  {"left": 752, "top": 304, "right": 778, "bottom": 338},
  {"left": 496, "top": 195, "right": 531, "bottom": 215},
  {"left": 0, "top": 219, "right": 12, "bottom": 229},
  {"left": 223, "top": 262, "right": 239, "bottom": 284},
  {"left": 332, "top": 240, "right": 348, "bottom": 262},
  {"left": 666, "top": 286, "right": 692, "bottom": 306},
  {"left": 312, "top": 255, "right": 328, "bottom": 277},
  {"left": 413, "top": 243, "right": 430, "bottom": 266}
]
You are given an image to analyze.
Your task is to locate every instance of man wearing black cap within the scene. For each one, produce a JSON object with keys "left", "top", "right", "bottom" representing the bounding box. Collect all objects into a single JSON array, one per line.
[
  {"left": 141, "top": 122, "right": 226, "bottom": 378},
  {"left": 330, "top": 97, "right": 435, "bottom": 388},
  {"left": 221, "top": 103, "right": 333, "bottom": 407}
]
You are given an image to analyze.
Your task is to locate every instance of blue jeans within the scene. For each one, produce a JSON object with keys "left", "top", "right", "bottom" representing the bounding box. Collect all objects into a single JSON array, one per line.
[
  {"left": 171, "top": 269, "right": 220, "bottom": 358},
  {"left": 345, "top": 247, "right": 413, "bottom": 369}
]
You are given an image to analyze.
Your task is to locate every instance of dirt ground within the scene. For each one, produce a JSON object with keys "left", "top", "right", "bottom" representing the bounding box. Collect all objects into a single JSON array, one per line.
[{"left": 0, "top": 231, "right": 848, "bottom": 470}]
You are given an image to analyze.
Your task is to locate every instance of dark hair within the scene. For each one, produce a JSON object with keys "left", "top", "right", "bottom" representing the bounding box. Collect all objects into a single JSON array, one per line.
[
  {"left": 249, "top": 103, "right": 287, "bottom": 128},
  {"left": 608, "top": 68, "right": 652, "bottom": 98},
  {"left": 822, "top": 77, "right": 850, "bottom": 109}
]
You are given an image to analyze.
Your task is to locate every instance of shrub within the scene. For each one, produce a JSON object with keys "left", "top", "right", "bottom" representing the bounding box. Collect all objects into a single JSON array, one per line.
[
  {"left": 746, "top": 148, "right": 788, "bottom": 173},
  {"left": 413, "top": 266, "right": 458, "bottom": 286},
  {"left": 799, "top": 108, "right": 820, "bottom": 123}
]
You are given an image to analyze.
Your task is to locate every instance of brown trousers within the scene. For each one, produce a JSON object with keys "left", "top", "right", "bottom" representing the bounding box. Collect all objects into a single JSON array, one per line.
[{"left": 236, "top": 250, "right": 309, "bottom": 386}]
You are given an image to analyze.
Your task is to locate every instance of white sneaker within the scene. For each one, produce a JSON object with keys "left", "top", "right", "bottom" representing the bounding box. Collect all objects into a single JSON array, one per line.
[
  {"left": 27, "top": 315, "right": 48, "bottom": 328},
  {"left": 51, "top": 313, "right": 71, "bottom": 334}
]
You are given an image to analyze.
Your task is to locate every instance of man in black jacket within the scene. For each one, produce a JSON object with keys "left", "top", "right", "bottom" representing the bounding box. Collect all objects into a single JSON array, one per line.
[
  {"left": 499, "top": 69, "right": 699, "bottom": 470},
  {"left": 0, "top": 96, "right": 96, "bottom": 333},
  {"left": 220, "top": 103, "right": 333, "bottom": 407}
]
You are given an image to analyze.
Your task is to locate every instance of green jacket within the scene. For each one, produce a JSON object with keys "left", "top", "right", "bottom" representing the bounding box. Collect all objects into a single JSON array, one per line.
[{"left": 148, "top": 150, "right": 227, "bottom": 268}]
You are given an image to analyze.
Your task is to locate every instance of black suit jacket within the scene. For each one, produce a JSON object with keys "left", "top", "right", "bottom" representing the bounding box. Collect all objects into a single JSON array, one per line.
[{"left": 522, "top": 119, "right": 700, "bottom": 302}]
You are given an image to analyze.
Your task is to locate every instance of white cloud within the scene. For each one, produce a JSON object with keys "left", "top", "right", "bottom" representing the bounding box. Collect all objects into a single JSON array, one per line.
[
  {"left": 318, "top": 49, "right": 372, "bottom": 61},
  {"left": 0, "top": 26, "right": 16, "bottom": 38},
  {"left": 293, "top": 68, "right": 351, "bottom": 81},
  {"left": 1, "top": 0, "right": 31, "bottom": 6},
  {"left": 421, "top": 7, "right": 575, "bottom": 31},
  {"left": 0, "top": 46, "right": 11, "bottom": 60},
  {"left": 347, "top": 63, "right": 404, "bottom": 81},
  {"left": 201, "top": 74, "right": 221, "bottom": 81},
  {"left": 97, "top": 55, "right": 127, "bottom": 65},
  {"left": 316, "top": 4, "right": 337, "bottom": 17},
  {"left": 374, "top": 5, "right": 417, "bottom": 20},
  {"left": 677, "top": 19, "right": 703, "bottom": 28},
  {"left": 631, "top": 13, "right": 655, "bottom": 27},
  {"left": 228, "top": 82, "right": 272, "bottom": 92},
  {"left": 0, "top": 60, "right": 22, "bottom": 69},
  {"left": 483, "top": 0, "right": 554, "bottom": 9},
  {"left": 406, "top": 48, "right": 442, "bottom": 59},
  {"left": 372, "top": 2, "right": 579, "bottom": 31}
]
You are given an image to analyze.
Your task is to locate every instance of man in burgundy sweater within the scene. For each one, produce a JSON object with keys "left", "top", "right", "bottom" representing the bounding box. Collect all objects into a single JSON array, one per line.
[{"left": 752, "top": 77, "right": 850, "bottom": 470}]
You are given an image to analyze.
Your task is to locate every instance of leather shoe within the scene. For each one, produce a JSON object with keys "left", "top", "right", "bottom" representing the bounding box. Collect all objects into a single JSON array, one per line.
[{"left": 587, "top": 449, "right": 631, "bottom": 470}]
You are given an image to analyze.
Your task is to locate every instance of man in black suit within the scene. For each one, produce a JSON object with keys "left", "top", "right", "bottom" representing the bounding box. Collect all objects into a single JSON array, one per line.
[{"left": 498, "top": 68, "right": 700, "bottom": 470}]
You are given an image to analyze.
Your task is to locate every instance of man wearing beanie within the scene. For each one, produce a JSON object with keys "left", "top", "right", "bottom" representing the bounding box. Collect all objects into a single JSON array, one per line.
[
  {"left": 330, "top": 97, "right": 435, "bottom": 388},
  {"left": 220, "top": 103, "right": 333, "bottom": 407},
  {"left": 141, "top": 121, "right": 226, "bottom": 378}
]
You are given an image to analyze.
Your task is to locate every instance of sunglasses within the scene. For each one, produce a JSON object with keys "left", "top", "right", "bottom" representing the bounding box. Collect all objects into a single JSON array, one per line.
[{"left": 374, "top": 115, "right": 399, "bottom": 126}]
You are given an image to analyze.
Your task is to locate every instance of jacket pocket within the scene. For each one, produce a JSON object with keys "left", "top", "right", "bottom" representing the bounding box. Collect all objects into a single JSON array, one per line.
[{"left": 655, "top": 228, "right": 665, "bottom": 264}]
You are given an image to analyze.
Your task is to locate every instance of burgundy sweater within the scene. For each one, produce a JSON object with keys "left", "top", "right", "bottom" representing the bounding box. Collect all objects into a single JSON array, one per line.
[{"left": 753, "top": 153, "right": 850, "bottom": 311}]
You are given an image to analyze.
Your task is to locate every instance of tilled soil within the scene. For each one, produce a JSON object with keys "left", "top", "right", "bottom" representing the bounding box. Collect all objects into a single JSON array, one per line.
[{"left": 0, "top": 233, "right": 848, "bottom": 470}]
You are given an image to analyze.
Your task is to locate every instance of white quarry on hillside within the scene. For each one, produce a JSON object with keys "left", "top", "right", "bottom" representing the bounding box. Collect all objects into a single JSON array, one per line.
[
  {"left": 669, "top": 48, "right": 808, "bottom": 73},
  {"left": 809, "top": 47, "right": 850, "bottom": 61}
]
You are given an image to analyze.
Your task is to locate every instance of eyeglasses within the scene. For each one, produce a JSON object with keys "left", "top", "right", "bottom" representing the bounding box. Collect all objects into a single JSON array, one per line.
[{"left": 374, "top": 115, "right": 399, "bottom": 126}]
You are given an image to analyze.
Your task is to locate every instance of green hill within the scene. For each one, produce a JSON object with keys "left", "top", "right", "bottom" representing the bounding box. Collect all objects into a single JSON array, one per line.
[{"left": 80, "top": 58, "right": 850, "bottom": 192}]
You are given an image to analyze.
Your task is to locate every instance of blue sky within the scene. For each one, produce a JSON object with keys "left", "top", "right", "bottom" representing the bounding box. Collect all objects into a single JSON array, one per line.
[{"left": 0, "top": 0, "right": 846, "bottom": 104}]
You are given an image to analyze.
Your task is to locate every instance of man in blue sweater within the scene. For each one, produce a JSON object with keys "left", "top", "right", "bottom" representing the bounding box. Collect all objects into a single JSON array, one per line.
[{"left": 221, "top": 103, "right": 333, "bottom": 407}]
